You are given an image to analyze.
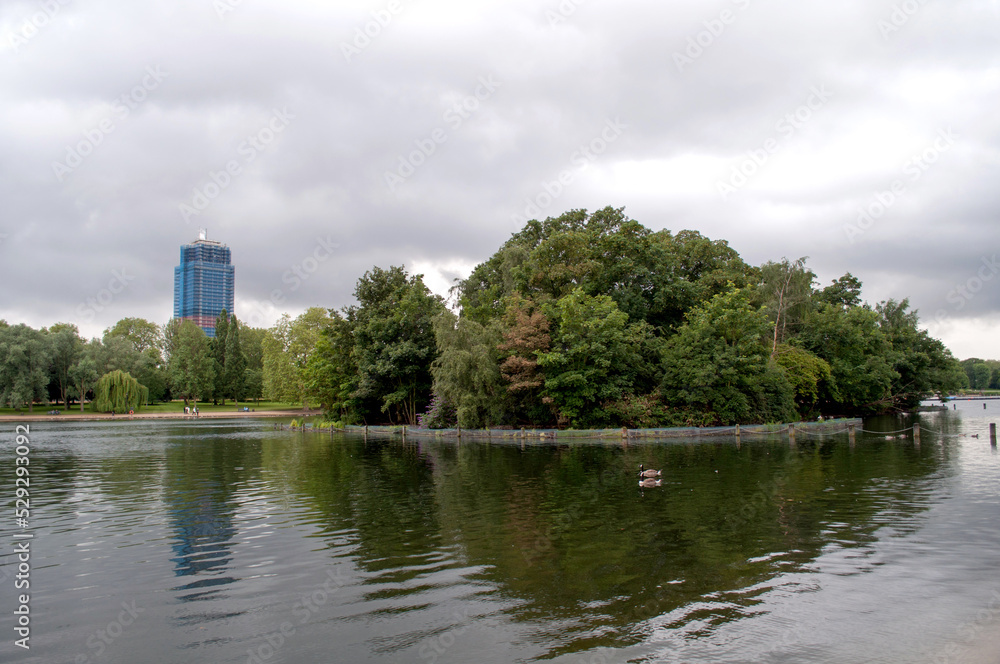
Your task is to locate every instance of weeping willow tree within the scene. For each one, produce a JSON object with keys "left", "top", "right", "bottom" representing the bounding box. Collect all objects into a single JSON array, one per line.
[{"left": 93, "top": 370, "right": 149, "bottom": 413}]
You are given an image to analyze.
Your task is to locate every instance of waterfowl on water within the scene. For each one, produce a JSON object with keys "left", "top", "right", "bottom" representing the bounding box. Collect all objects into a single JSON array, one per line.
[{"left": 639, "top": 464, "right": 662, "bottom": 478}]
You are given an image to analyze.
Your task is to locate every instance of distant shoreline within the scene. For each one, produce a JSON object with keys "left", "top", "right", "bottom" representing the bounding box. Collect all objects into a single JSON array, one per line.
[{"left": 0, "top": 409, "right": 323, "bottom": 423}]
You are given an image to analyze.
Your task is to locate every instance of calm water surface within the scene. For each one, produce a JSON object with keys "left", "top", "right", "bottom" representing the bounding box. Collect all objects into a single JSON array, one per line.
[{"left": 2, "top": 401, "right": 999, "bottom": 664}]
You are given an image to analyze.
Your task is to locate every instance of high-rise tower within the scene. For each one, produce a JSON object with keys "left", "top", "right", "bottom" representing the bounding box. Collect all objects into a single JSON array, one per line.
[{"left": 173, "top": 230, "right": 235, "bottom": 338}]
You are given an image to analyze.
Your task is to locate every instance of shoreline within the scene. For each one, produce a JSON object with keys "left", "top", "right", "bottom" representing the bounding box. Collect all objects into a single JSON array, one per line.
[{"left": 0, "top": 409, "right": 323, "bottom": 423}]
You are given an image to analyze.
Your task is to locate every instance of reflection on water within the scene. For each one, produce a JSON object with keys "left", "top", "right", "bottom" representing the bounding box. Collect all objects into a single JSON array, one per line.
[{"left": 1, "top": 403, "right": 999, "bottom": 663}]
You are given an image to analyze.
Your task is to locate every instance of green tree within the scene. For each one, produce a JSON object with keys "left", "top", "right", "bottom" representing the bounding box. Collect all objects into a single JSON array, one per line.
[
  {"left": 240, "top": 324, "right": 267, "bottom": 404},
  {"left": 211, "top": 310, "right": 230, "bottom": 405},
  {"left": 263, "top": 309, "right": 332, "bottom": 408},
  {"left": 876, "top": 299, "right": 965, "bottom": 408},
  {"left": 263, "top": 314, "right": 299, "bottom": 404},
  {"left": 47, "top": 323, "right": 83, "bottom": 408},
  {"left": 93, "top": 370, "right": 148, "bottom": 413},
  {"left": 798, "top": 304, "right": 897, "bottom": 415},
  {"left": 168, "top": 320, "right": 215, "bottom": 406},
  {"left": 973, "top": 363, "right": 992, "bottom": 390},
  {"left": 430, "top": 312, "right": 507, "bottom": 429},
  {"left": 816, "top": 273, "right": 863, "bottom": 309},
  {"left": 660, "top": 288, "right": 797, "bottom": 425},
  {"left": 0, "top": 324, "right": 52, "bottom": 412},
  {"left": 459, "top": 207, "right": 753, "bottom": 333},
  {"left": 758, "top": 257, "right": 814, "bottom": 355},
  {"left": 69, "top": 340, "right": 102, "bottom": 412},
  {"left": 536, "top": 289, "right": 646, "bottom": 427},
  {"left": 773, "top": 343, "right": 832, "bottom": 416},
  {"left": 224, "top": 315, "right": 247, "bottom": 404},
  {"left": 304, "top": 312, "right": 357, "bottom": 420},
  {"left": 350, "top": 266, "right": 445, "bottom": 424},
  {"left": 104, "top": 317, "right": 164, "bottom": 355}
]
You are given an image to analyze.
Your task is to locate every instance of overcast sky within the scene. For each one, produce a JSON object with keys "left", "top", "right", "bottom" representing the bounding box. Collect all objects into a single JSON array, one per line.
[{"left": 1, "top": 0, "right": 997, "bottom": 358}]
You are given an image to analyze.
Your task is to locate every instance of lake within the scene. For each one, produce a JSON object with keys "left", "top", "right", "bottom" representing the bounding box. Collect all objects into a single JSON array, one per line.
[{"left": 2, "top": 400, "right": 999, "bottom": 663}]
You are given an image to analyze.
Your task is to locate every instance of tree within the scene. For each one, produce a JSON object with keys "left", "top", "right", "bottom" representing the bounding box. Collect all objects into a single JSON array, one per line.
[
  {"left": 69, "top": 340, "right": 102, "bottom": 412},
  {"left": 223, "top": 315, "right": 247, "bottom": 404},
  {"left": 93, "top": 370, "right": 148, "bottom": 413},
  {"left": 350, "top": 266, "right": 445, "bottom": 424},
  {"left": 973, "top": 363, "right": 992, "bottom": 390},
  {"left": 797, "top": 303, "right": 897, "bottom": 415},
  {"left": 497, "top": 295, "right": 551, "bottom": 420},
  {"left": 817, "top": 273, "right": 863, "bottom": 309},
  {"left": 429, "top": 311, "right": 507, "bottom": 429},
  {"left": 876, "top": 299, "right": 965, "bottom": 408},
  {"left": 0, "top": 324, "right": 52, "bottom": 412},
  {"left": 47, "top": 323, "right": 82, "bottom": 408},
  {"left": 263, "top": 309, "right": 332, "bottom": 408},
  {"left": 660, "top": 288, "right": 797, "bottom": 425},
  {"left": 168, "top": 321, "right": 215, "bottom": 406},
  {"left": 263, "top": 315, "right": 300, "bottom": 404},
  {"left": 536, "top": 289, "right": 646, "bottom": 427},
  {"left": 211, "top": 310, "right": 230, "bottom": 405},
  {"left": 104, "top": 317, "right": 164, "bottom": 355},
  {"left": 304, "top": 312, "right": 357, "bottom": 420},
  {"left": 96, "top": 334, "right": 143, "bottom": 376},
  {"left": 240, "top": 324, "right": 267, "bottom": 404},
  {"left": 773, "top": 344, "right": 832, "bottom": 416},
  {"left": 759, "top": 257, "right": 814, "bottom": 356}
]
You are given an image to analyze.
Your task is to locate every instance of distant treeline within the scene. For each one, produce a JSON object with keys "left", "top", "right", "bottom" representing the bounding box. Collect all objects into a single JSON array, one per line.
[{"left": 0, "top": 207, "right": 971, "bottom": 423}]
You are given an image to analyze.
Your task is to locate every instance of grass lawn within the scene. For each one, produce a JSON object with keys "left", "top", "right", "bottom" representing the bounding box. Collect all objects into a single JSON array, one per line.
[{"left": 0, "top": 401, "right": 314, "bottom": 416}]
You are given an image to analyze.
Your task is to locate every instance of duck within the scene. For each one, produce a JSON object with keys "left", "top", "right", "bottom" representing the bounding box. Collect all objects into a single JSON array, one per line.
[
  {"left": 638, "top": 478, "right": 663, "bottom": 488},
  {"left": 971, "top": 434, "right": 980, "bottom": 439},
  {"left": 639, "top": 464, "right": 662, "bottom": 478}
]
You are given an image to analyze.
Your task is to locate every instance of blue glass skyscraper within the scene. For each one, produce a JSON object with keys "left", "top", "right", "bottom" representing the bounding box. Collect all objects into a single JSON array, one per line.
[{"left": 173, "top": 231, "right": 235, "bottom": 338}]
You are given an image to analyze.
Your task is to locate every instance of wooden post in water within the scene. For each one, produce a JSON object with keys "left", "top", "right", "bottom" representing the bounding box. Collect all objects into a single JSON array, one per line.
[
  {"left": 991, "top": 423, "right": 997, "bottom": 446},
  {"left": 735, "top": 423, "right": 741, "bottom": 444},
  {"left": 402, "top": 425, "right": 407, "bottom": 442},
  {"left": 848, "top": 423, "right": 856, "bottom": 448},
  {"left": 912, "top": 422, "right": 920, "bottom": 444},
  {"left": 788, "top": 424, "right": 796, "bottom": 446}
]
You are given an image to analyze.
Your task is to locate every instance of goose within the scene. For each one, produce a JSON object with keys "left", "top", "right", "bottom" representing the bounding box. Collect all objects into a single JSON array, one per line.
[
  {"left": 639, "top": 464, "right": 662, "bottom": 478},
  {"left": 971, "top": 434, "right": 980, "bottom": 439},
  {"left": 639, "top": 478, "right": 663, "bottom": 488}
]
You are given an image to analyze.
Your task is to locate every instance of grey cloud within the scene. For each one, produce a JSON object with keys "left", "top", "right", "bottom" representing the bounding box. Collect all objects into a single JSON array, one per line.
[{"left": 0, "top": 0, "right": 997, "bottom": 357}]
